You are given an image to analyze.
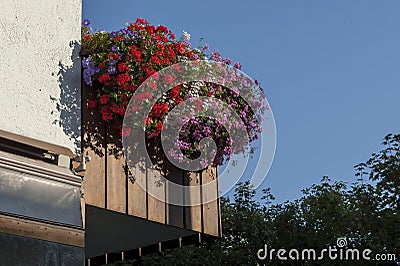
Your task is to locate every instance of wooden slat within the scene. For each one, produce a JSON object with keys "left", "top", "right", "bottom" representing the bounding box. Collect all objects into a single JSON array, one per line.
[
  {"left": 147, "top": 164, "right": 166, "bottom": 223},
  {"left": 106, "top": 124, "right": 126, "bottom": 213},
  {"left": 166, "top": 164, "right": 184, "bottom": 227},
  {"left": 202, "top": 167, "right": 219, "bottom": 236},
  {"left": 127, "top": 161, "right": 147, "bottom": 218},
  {"left": 184, "top": 172, "right": 202, "bottom": 232},
  {"left": 82, "top": 148, "right": 105, "bottom": 208},
  {"left": 82, "top": 84, "right": 106, "bottom": 208},
  {"left": 106, "top": 154, "right": 126, "bottom": 213},
  {"left": 0, "top": 213, "right": 84, "bottom": 247}
]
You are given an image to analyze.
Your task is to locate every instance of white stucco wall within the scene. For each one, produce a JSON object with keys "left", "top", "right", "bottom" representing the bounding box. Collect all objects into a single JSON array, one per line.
[{"left": 0, "top": 0, "right": 82, "bottom": 153}]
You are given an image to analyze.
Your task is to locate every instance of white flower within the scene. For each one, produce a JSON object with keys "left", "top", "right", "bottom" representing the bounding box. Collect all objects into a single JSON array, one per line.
[{"left": 182, "top": 30, "right": 191, "bottom": 41}]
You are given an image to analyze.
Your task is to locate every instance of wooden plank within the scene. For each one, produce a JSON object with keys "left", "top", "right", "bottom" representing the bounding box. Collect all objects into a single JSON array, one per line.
[
  {"left": 0, "top": 213, "right": 84, "bottom": 247},
  {"left": 147, "top": 164, "right": 166, "bottom": 223},
  {"left": 202, "top": 167, "right": 220, "bottom": 236},
  {"left": 106, "top": 124, "right": 126, "bottom": 213},
  {"left": 184, "top": 172, "right": 202, "bottom": 232},
  {"left": 82, "top": 144, "right": 106, "bottom": 208},
  {"left": 127, "top": 161, "right": 147, "bottom": 218},
  {"left": 82, "top": 83, "right": 106, "bottom": 208},
  {"left": 166, "top": 163, "right": 184, "bottom": 227}
]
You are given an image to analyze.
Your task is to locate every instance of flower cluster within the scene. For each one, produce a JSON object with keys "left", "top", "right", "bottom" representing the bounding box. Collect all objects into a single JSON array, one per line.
[{"left": 81, "top": 18, "right": 266, "bottom": 167}]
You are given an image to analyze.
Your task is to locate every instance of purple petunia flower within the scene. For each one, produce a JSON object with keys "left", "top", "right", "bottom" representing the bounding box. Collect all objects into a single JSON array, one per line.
[
  {"left": 81, "top": 57, "right": 91, "bottom": 68},
  {"left": 110, "top": 31, "right": 118, "bottom": 38},
  {"left": 111, "top": 46, "right": 119, "bottom": 52},
  {"left": 108, "top": 59, "right": 116, "bottom": 66},
  {"left": 82, "top": 19, "right": 90, "bottom": 26},
  {"left": 82, "top": 57, "right": 99, "bottom": 85},
  {"left": 83, "top": 73, "right": 92, "bottom": 85},
  {"left": 107, "top": 66, "right": 116, "bottom": 75}
]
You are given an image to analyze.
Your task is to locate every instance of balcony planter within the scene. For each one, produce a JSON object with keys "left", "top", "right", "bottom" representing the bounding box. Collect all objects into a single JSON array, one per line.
[
  {"left": 81, "top": 18, "right": 267, "bottom": 258},
  {"left": 81, "top": 18, "right": 266, "bottom": 169}
]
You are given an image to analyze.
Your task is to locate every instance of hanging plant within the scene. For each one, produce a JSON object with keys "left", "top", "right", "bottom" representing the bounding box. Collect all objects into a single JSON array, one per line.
[{"left": 81, "top": 18, "right": 267, "bottom": 167}]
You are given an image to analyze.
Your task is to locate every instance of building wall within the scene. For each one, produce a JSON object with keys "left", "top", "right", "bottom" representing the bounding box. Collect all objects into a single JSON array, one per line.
[{"left": 0, "top": 0, "right": 82, "bottom": 153}]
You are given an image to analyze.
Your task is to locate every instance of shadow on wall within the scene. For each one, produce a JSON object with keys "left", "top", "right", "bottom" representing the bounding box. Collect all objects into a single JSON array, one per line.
[{"left": 52, "top": 41, "right": 82, "bottom": 154}]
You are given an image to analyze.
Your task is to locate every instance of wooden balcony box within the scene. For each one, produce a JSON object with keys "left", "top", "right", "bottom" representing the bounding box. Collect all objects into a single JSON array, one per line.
[{"left": 82, "top": 83, "right": 222, "bottom": 260}]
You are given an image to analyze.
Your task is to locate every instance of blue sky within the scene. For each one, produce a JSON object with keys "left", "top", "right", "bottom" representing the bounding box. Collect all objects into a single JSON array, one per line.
[{"left": 83, "top": 0, "right": 400, "bottom": 203}]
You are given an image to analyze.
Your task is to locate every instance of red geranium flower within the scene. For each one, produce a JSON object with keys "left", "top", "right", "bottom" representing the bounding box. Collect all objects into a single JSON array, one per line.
[
  {"left": 129, "top": 46, "right": 143, "bottom": 62},
  {"left": 116, "top": 73, "right": 131, "bottom": 86},
  {"left": 150, "top": 56, "right": 161, "bottom": 65},
  {"left": 173, "top": 64, "right": 182, "bottom": 72},
  {"left": 162, "top": 57, "right": 170, "bottom": 65},
  {"left": 175, "top": 97, "right": 183, "bottom": 104},
  {"left": 123, "top": 84, "right": 135, "bottom": 91},
  {"left": 156, "top": 43, "right": 165, "bottom": 50},
  {"left": 136, "top": 18, "right": 149, "bottom": 25},
  {"left": 163, "top": 74, "right": 174, "bottom": 85},
  {"left": 108, "top": 53, "right": 119, "bottom": 60},
  {"left": 155, "top": 121, "right": 163, "bottom": 132},
  {"left": 156, "top": 25, "right": 168, "bottom": 33},
  {"left": 98, "top": 73, "right": 111, "bottom": 83},
  {"left": 146, "top": 69, "right": 157, "bottom": 78},
  {"left": 118, "top": 62, "right": 130, "bottom": 73},
  {"left": 110, "top": 104, "right": 119, "bottom": 114},
  {"left": 87, "top": 100, "right": 96, "bottom": 108},
  {"left": 120, "top": 128, "right": 131, "bottom": 137},
  {"left": 169, "top": 86, "right": 180, "bottom": 98},
  {"left": 113, "top": 36, "right": 124, "bottom": 42},
  {"left": 99, "top": 94, "right": 110, "bottom": 105},
  {"left": 100, "top": 107, "right": 112, "bottom": 121},
  {"left": 151, "top": 102, "right": 169, "bottom": 117},
  {"left": 168, "top": 48, "right": 176, "bottom": 60},
  {"left": 145, "top": 116, "right": 153, "bottom": 125},
  {"left": 145, "top": 25, "right": 155, "bottom": 35},
  {"left": 169, "top": 32, "right": 176, "bottom": 40},
  {"left": 131, "top": 104, "right": 143, "bottom": 112},
  {"left": 173, "top": 43, "right": 185, "bottom": 54},
  {"left": 148, "top": 81, "right": 157, "bottom": 90},
  {"left": 133, "top": 91, "right": 153, "bottom": 101}
]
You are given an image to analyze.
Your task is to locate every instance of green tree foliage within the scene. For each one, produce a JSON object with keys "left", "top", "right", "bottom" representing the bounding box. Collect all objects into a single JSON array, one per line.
[{"left": 116, "top": 134, "right": 400, "bottom": 265}]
